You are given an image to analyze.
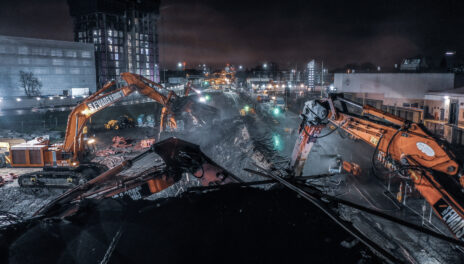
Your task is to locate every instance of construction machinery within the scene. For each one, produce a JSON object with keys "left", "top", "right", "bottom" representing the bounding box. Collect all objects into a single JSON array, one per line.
[
  {"left": 289, "top": 93, "right": 464, "bottom": 244},
  {"left": 35, "top": 137, "right": 241, "bottom": 218},
  {"left": 104, "top": 115, "right": 135, "bottom": 130},
  {"left": 0, "top": 138, "right": 25, "bottom": 167},
  {"left": 11, "top": 72, "right": 217, "bottom": 188},
  {"left": 204, "top": 69, "right": 235, "bottom": 90}
]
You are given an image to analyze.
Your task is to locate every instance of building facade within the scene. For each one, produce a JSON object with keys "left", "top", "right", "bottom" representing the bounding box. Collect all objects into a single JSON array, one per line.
[
  {"left": 305, "top": 60, "right": 329, "bottom": 91},
  {"left": 68, "top": 0, "right": 161, "bottom": 88},
  {"left": 334, "top": 73, "right": 454, "bottom": 104},
  {"left": 0, "top": 35, "right": 96, "bottom": 97}
]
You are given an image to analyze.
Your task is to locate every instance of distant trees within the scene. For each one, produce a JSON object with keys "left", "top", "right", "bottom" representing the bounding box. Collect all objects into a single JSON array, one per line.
[{"left": 19, "top": 71, "right": 42, "bottom": 96}]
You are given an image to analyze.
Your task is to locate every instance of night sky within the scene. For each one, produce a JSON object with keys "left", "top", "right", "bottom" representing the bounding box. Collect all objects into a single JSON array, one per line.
[{"left": 0, "top": 0, "right": 463, "bottom": 69}]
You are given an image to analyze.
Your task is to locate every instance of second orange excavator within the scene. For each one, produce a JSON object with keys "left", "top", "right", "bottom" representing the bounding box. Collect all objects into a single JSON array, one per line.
[{"left": 289, "top": 93, "right": 464, "bottom": 245}]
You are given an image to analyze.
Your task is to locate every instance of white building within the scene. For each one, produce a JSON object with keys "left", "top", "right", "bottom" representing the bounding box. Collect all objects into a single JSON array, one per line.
[
  {"left": 0, "top": 35, "right": 96, "bottom": 97},
  {"left": 334, "top": 73, "right": 454, "bottom": 107}
]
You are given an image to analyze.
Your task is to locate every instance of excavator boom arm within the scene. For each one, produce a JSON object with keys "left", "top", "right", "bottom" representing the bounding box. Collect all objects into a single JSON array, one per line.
[
  {"left": 62, "top": 73, "right": 171, "bottom": 160},
  {"left": 289, "top": 94, "right": 464, "bottom": 243}
]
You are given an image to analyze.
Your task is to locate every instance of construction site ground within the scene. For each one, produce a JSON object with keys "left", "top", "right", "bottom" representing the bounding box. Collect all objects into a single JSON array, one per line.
[{"left": 1, "top": 91, "right": 463, "bottom": 263}]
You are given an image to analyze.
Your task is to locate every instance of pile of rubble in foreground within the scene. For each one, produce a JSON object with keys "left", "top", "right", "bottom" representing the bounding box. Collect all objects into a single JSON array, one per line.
[{"left": 0, "top": 187, "right": 382, "bottom": 264}]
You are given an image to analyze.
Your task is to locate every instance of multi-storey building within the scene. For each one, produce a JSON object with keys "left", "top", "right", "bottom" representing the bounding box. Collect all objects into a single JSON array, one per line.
[
  {"left": 67, "top": 0, "right": 161, "bottom": 88},
  {"left": 0, "top": 35, "right": 96, "bottom": 97}
]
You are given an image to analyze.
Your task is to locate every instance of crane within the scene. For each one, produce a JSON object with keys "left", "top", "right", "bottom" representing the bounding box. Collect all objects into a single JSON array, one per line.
[
  {"left": 11, "top": 72, "right": 215, "bottom": 188},
  {"left": 289, "top": 93, "right": 464, "bottom": 244}
]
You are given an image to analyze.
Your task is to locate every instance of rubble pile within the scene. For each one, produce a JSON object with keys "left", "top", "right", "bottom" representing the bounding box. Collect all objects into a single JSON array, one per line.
[
  {"left": 0, "top": 187, "right": 382, "bottom": 263},
  {"left": 92, "top": 136, "right": 155, "bottom": 169},
  {"left": 195, "top": 116, "right": 287, "bottom": 182},
  {"left": 0, "top": 186, "right": 63, "bottom": 218},
  {"left": 0, "top": 129, "right": 61, "bottom": 142},
  {"left": 0, "top": 173, "right": 17, "bottom": 187}
]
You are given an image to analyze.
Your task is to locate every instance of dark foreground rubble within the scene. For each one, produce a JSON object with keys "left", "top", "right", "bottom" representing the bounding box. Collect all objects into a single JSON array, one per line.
[{"left": 0, "top": 187, "right": 382, "bottom": 264}]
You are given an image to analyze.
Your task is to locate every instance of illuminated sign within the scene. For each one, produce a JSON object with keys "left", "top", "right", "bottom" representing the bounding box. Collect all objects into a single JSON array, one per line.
[{"left": 87, "top": 90, "right": 124, "bottom": 112}]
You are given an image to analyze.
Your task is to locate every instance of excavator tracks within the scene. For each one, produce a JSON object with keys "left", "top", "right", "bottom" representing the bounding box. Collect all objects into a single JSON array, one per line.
[{"left": 18, "top": 164, "right": 107, "bottom": 188}]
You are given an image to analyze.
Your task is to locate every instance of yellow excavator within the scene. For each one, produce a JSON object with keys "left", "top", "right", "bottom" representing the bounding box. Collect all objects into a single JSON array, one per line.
[{"left": 104, "top": 115, "right": 135, "bottom": 130}]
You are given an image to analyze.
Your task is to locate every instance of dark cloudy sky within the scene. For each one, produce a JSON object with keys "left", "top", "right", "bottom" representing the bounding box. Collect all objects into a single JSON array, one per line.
[{"left": 0, "top": 0, "right": 463, "bottom": 69}]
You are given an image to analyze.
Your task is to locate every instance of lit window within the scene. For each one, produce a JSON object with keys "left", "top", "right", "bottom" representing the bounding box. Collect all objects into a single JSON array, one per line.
[
  {"left": 109, "top": 45, "right": 113, "bottom": 52},
  {"left": 115, "top": 54, "right": 119, "bottom": 60},
  {"left": 93, "top": 30, "right": 98, "bottom": 36},
  {"left": 115, "top": 46, "right": 118, "bottom": 52},
  {"left": 52, "top": 59, "right": 64, "bottom": 65},
  {"left": 18, "top": 58, "right": 30, "bottom": 64},
  {"left": 108, "top": 30, "right": 112, "bottom": 37},
  {"left": 18, "top": 46, "right": 29, "bottom": 55},
  {"left": 146, "top": 63, "right": 149, "bottom": 68},
  {"left": 65, "top": 50, "right": 77, "bottom": 57},
  {"left": 81, "top": 51, "right": 91, "bottom": 58}
]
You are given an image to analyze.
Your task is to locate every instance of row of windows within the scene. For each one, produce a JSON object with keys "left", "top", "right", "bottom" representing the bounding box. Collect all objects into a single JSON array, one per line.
[
  {"left": 0, "top": 45, "right": 92, "bottom": 58},
  {"left": 15, "top": 58, "right": 93, "bottom": 67},
  {"left": 6, "top": 67, "right": 94, "bottom": 75},
  {"left": 79, "top": 30, "right": 150, "bottom": 41}
]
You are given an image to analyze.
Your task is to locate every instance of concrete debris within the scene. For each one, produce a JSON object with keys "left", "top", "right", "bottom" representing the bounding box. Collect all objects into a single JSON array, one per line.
[
  {"left": 0, "top": 173, "right": 18, "bottom": 187},
  {"left": 95, "top": 149, "right": 118, "bottom": 157},
  {"left": 93, "top": 137, "right": 156, "bottom": 168},
  {"left": 94, "top": 155, "right": 126, "bottom": 169},
  {"left": 0, "top": 187, "right": 383, "bottom": 264},
  {"left": 340, "top": 238, "right": 359, "bottom": 249},
  {"left": 134, "top": 138, "right": 156, "bottom": 151},
  {"left": 112, "top": 136, "right": 132, "bottom": 148},
  {"left": 0, "top": 129, "right": 61, "bottom": 142}
]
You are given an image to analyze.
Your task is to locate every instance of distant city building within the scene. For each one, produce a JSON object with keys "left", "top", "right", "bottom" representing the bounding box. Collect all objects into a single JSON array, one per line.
[
  {"left": 305, "top": 60, "right": 328, "bottom": 91},
  {"left": 400, "top": 57, "right": 429, "bottom": 71},
  {"left": 0, "top": 35, "right": 96, "bottom": 97},
  {"left": 67, "top": 0, "right": 161, "bottom": 88}
]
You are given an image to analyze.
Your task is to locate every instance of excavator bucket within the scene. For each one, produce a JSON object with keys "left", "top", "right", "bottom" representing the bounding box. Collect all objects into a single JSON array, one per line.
[
  {"left": 153, "top": 137, "right": 241, "bottom": 186},
  {"left": 169, "top": 96, "right": 219, "bottom": 128}
]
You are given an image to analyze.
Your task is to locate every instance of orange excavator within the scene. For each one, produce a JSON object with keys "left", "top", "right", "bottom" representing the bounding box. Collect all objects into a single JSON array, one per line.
[
  {"left": 289, "top": 94, "right": 464, "bottom": 244},
  {"left": 12, "top": 72, "right": 216, "bottom": 188}
]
